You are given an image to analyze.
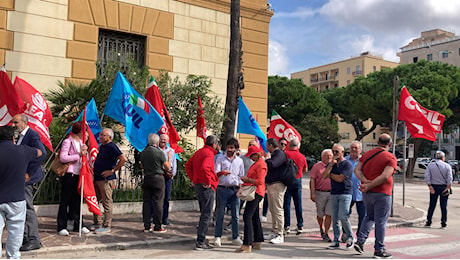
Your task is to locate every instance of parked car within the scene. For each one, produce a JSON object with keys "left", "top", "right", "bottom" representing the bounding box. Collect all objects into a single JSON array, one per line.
[
  {"left": 306, "top": 156, "right": 317, "bottom": 170},
  {"left": 396, "top": 158, "right": 427, "bottom": 177}
]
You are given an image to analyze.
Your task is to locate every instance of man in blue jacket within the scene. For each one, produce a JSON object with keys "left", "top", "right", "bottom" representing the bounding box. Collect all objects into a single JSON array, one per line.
[{"left": 12, "top": 114, "right": 46, "bottom": 252}]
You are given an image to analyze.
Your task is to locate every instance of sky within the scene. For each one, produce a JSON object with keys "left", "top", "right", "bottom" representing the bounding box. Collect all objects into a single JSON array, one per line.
[{"left": 268, "top": 0, "right": 460, "bottom": 77}]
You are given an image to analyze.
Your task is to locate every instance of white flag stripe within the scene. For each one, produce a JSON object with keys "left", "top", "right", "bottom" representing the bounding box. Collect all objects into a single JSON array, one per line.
[
  {"left": 391, "top": 241, "right": 460, "bottom": 256},
  {"left": 365, "top": 232, "right": 439, "bottom": 244}
]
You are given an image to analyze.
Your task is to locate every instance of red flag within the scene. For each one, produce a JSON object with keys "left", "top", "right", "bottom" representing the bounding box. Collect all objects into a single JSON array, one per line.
[
  {"left": 13, "top": 77, "right": 53, "bottom": 151},
  {"left": 0, "top": 71, "right": 24, "bottom": 126},
  {"left": 144, "top": 76, "right": 183, "bottom": 153},
  {"left": 197, "top": 94, "right": 207, "bottom": 141},
  {"left": 398, "top": 86, "right": 437, "bottom": 141},
  {"left": 78, "top": 107, "right": 101, "bottom": 216},
  {"left": 418, "top": 107, "right": 445, "bottom": 133},
  {"left": 268, "top": 110, "right": 301, "bottom": 142}
]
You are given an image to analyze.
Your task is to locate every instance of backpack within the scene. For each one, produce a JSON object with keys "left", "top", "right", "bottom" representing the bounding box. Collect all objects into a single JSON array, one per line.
[{"left": 280, "top": 158, "right": 298, "bottom": 186}]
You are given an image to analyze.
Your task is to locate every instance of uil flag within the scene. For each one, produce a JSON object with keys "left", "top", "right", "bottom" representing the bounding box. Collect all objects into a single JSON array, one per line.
[
  {"left": 268, "top": 110, "right": 301, "bottom": 142},
  {"left": 144, "top": 76, "right": 183, "bottom": 153},
  {"left": 237, "top": 97, "right": 267, "bottom": 152},
  {"left": 398, "top": 86, "right": 437, "bottom": 141},
  {"left": 0, "top": 71, "right": 24, "bottom": 126},
  {"left": 78, "top": 107, "right": 101, "bottom": 216},
  {"left": 104, "top": 71, "right": 164, "bottom": 151},
  {"left": 196, "top": 94, "right": 207, "bottom": 141},
  {"left": 13, "top": 77, "right": 53, "bottom": 151}
]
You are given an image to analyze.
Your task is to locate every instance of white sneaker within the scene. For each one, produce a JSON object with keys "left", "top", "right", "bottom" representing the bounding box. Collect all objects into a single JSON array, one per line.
[
  {"left": 261, "top": 216, "right": 267, "bottom": 222},
  {"left": 58, "top": 229, "right": 69, "bottom": 236},
  {"left": 232, "top": 237, "right": 243, "bottom": 246},
  {"left": 263, "top": 231, "right": 276, "bottom": 240},
  {"left": 81, "top": 227, "right": 90, "bottom": 234},
  {"left": 270, "top": 235, "right": 284, "bottom": 244},
  {"left": 214, "top": 237, "right": 221, "bottom": 247}
]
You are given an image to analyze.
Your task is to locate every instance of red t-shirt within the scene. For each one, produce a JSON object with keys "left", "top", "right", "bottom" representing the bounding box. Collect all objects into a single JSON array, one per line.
[
  {"left": 285, "top": 149, "right": 307, "bottom": 178},
  {"left": 360, "top": 148, "right": 397, "bottom": 196}
]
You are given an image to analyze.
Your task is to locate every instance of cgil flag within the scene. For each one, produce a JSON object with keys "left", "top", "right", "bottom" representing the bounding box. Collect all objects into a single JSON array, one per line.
[
  {"left": 104, "top": 71, "right": 164, "bottom": 151},
  {"left": 0, "top": 71, "right": 24, "bottom": 126},
  {"left": 144, "top": 75, "right": 183, "bottom": 153},
  {"left": 13, "top": 77, "right": 53, "bottom": 151},
  {"left": 237, "top": 97, "right": 267, "bottom": 152},
  {"left": 398, "top": 86, "right": 437, "bottom": 141},
  {"left": 196, "top": 94, "right": 207, "bottom": 142},
  {"left": 78, "top": 107, "right": 101, "bottom": 216},
  {"left": 268, "top": 110, "right": 301, "bottom": 142}
]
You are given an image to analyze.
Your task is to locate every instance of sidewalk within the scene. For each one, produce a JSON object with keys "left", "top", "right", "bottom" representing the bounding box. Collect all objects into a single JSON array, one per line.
[{"left": 3, "top": 177, "right": 426, "bottom": 258}]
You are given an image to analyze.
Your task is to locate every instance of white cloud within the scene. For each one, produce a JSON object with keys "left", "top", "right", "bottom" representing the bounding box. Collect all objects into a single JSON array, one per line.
[
  {"left": 272, "top": 7, "right": 316, "bottom": 21},
  {"left": 268, "top": 40, "right": 289, "bottom": 76}
]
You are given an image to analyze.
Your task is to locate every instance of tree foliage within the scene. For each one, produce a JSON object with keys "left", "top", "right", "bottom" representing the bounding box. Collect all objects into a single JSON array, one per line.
[{"left": 268, "top": 76, "right": 340, "bottom": 157}]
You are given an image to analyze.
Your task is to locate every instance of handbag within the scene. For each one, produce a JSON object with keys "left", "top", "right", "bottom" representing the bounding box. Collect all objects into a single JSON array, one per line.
[
  {"left": 50, "top": 149, "right": 70, "bottom": 177},
  {"left": 237, "top": 185, "right": 256, "bottom": 201}
]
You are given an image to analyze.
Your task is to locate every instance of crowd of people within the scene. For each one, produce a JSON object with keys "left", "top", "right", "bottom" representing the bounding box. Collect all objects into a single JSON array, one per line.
[{"left": 0, "top": 114, "right": 454, "bottom": 259}]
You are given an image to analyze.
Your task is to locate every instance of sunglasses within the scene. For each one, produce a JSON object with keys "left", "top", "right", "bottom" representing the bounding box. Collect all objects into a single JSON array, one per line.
[
  {"left": 280, "top": 143, "right": 287, "bottom": 146},
  {"left": 332, "top": 150, "right": 341, "bottom": 154}
]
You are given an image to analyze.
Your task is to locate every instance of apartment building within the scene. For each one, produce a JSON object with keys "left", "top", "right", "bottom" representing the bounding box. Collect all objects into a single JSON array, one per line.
[
  {"left": 0, "top": 0, "right": 272, "bottom": 147},
  {"left": 398, "top": 28, "right": 460, "bottom": 159},
  {"left": 291, "top": 52, "right": 398, "bottom": 151}
]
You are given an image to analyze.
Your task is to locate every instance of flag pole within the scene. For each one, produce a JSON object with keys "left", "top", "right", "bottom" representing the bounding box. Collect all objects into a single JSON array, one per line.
[{"left": 79, "top": 174, "right": 84, "bottom": 237}]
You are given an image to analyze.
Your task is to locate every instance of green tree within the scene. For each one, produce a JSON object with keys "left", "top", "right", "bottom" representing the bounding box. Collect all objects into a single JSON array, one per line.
[
  {"left": 155, "top": 71, "right": 224, "bottom": 135},
  {"left": 268, "top": 76, "right": 340, "bottom": 157}
]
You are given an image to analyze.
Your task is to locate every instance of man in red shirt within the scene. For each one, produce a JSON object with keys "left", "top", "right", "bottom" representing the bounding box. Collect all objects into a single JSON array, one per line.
[
  {"left": 185, "top": 135, "right": 219, "bottom": 251},
  {"left": 283, "top": 138, "right": 307, "bottom": 235},
  {"left": 353, "top": 134, "right": 397, "bottom": 259}
]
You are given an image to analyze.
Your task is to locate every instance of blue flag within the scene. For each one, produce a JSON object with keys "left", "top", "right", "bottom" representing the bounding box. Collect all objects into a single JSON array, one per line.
[
  {"left": 237, "top": 97, "right": 267, "bottom": 152},
  {"left": 104, "top": 71, "right": 164, "bottom": 151},
  {"left": 66, "top": 98, "right": 102, "bottom": 142}
]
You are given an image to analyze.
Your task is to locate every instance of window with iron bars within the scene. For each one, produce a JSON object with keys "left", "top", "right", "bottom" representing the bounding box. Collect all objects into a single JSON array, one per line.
[{"left": 97, "top": 29, "right": 146, "bottom": 77}]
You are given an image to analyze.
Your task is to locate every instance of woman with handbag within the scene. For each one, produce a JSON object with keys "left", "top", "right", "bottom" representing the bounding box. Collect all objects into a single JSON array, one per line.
[
  {"left": 236, "top": 145, "right": 267, "bottom": 253},
  {"left": 56, "top": 121, "right": 90, "bottom": 236}
]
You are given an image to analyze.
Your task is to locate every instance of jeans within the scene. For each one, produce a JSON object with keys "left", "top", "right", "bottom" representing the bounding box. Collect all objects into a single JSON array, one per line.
[
  {"left": 283, "top": 178, "right": 303, "bottom": 228},
  {"left": 426, "top": 184, "right": 449, "bottom": 226},
  {"left": 350, "top": 200, "right": 366, "bottom": 237},
  {"left": 142, "top": 174, "right": 165, "bottom": 230},
  {"left": 93, "top": 179, "right": 116, "bottom": 228},
  {"left": 0, "top": 200, "right": 26, "bottom": 259},
  {"left": 214, "top": 186, "right": 240, "bottom": 239},
  {"left": 24, "top": 185, "right": 41, "bottom": 243},
  {"left": 330, "top": 194, "right": 353, "bottom": 243},
  {"left": 195, "top": 184, "right": 215, "bottom": 243},
  {"left": 243, "top": 194, "right": 264, "bottom": 246},
  {"left": 357, "top": 192, "right": 392, "bottom": 252},
  {"left": 163, "top": 178, "right": 173, "bottom": 223}
]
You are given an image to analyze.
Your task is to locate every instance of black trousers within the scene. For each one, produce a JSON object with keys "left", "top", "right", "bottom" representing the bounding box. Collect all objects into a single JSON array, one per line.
[
  {"left": 142, "top": 174, "right": 165, "bottom": 230},
  {"left": 243, "top": 193, "right": 264, "bottom": 246},
  {"left": 57, "top": 173, "right": 84, "bottom": 231}
]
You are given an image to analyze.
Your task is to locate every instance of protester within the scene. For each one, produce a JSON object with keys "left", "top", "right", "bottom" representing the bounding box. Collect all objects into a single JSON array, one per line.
[
  {"left": 91, "top": 128, "right": 127, "bottom": 233},
  {"left": 185, "top": 135, "right": 220, "bottom": 250},
  {"left": 424, "top": 151, "right": 452, "bottom": 229},
  {"left": 263, "top": 138, "right": 287, "bottom": 244},
  {"left": 310, "top": 149, "right": 333, "bottom": 242},
  {"left": 0, "top": 125, "right": 42, "bottom": 259},
  {"left": 354, "top": 134, "right": 397, "bottom": 259},
  {"left": 236, "top": 146, "right": 267, "bottom": 253},
  {"left": 157, "top": 134, "right": 177, "bottom": 226},
  {"left": 140, "top": 133, "right": 171, "bottom": 233},
  {"left": 11, "top": 114, "right": 46, "bottom": 252},
  {"left": 57, "top": 121, "right": 90, "bottom": 236},
  {"left": 283, "top": 138, "right": 307, "bottom": 234},
  {"left": 344, "top": 141, "right": 365, "bottom": 239},
  {"left": 239, "top": 140, "right": 258, "bottom": 215},
  {"left": 323, "top": 144, "right": 353, "bottom": 250},
  {"left": 213, "top": 137, "right": 244, "bottom": 247},
  {"left": 278, "top": 138, "right": 288, "bottom": 151}
]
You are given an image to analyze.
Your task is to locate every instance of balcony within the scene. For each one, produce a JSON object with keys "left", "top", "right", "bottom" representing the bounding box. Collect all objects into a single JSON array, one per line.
[{"left": 352, "top": 71, "right": 362, "bottom": 76}]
